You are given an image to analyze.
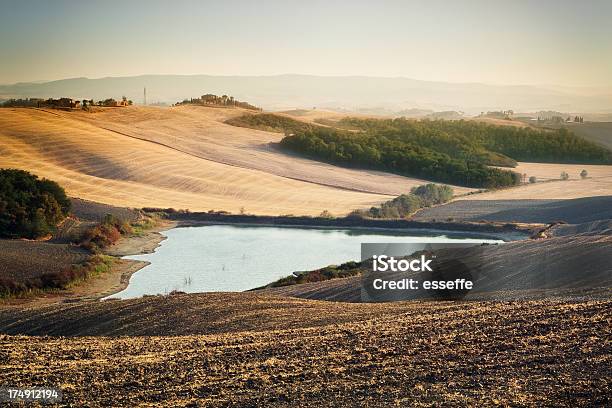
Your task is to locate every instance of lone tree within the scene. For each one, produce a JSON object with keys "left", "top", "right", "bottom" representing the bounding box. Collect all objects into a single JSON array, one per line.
[
  {"left": 580, "top": 169, "right": 588, "bottom": 179},
  {"left": 560, "top": 171, "right": 570, "bottom": 180}
]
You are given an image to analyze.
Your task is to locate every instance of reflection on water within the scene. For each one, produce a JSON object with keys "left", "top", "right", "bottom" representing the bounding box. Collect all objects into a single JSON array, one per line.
[{"left": 111, "top": 225, "right": 502, "bottom": 298}]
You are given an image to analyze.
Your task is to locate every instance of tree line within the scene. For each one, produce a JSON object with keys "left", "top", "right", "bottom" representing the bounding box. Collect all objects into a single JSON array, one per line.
[{"left": 278, "top": 117, "right": 611, "bottom": 188}]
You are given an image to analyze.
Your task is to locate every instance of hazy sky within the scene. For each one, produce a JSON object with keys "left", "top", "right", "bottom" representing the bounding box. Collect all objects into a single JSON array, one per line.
[{"left": 1, "top": 0, "right": 611, "bottom": 87}]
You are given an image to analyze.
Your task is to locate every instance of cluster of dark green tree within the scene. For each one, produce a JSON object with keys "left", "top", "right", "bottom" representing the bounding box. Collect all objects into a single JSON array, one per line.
[
  {"left": 279, "top": 118, "right": 611, "bottom": 188},
  {"left": 1, "top": 98, "right": 41, "bottom": 108},
  {"left": 226, "top": 113, "right": 314, "bottom": 134},
  {"left": 352, "top": 184, "right": 453, "bottom": 219},
  {"left": 0, "top": 169, "right": 71, "bottom": 239}
]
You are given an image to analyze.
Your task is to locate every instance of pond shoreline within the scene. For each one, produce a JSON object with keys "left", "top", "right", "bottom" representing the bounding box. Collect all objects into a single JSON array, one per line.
[
  {"left": 109, "top": 222, "right": 511, "bottom": 298},
  {"left": 174, "top": 220, "right": 528, "bottom": 242},
  {"left": 99, "top": 221, "right": 176, "bottom": 299},
  {"left": 163, "top": 212, "right": 535, "bottom": 242},
  {"left": 82, "top": 216, "right": 534, "bottom": 300}
]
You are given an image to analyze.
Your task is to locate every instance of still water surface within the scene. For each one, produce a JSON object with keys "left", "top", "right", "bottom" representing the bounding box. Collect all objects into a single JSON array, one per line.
[{"left": 112, "top": 225, "right": 503, "bottom": 298}]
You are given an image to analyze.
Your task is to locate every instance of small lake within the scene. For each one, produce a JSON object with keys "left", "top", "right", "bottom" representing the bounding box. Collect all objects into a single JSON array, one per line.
[{"left": 111, "top": 225, "right": 504, "bottom": 298}]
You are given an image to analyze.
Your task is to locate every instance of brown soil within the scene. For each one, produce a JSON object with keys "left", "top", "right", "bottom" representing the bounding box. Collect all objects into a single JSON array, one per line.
[
  {"left": 1, "top": 293, "right": 610, "bottom": 406},
  {"left": 0, "top": 220, "right": 173, "bottom": 308},
  {"left": 260, "top": 233, "right": 612, "bottom": 302},
  {"left": 412, "top": 196, "right": 612, "bottom": 224},
  {"left": 0, "top": 240, "right": 89, "bottom": 283}
]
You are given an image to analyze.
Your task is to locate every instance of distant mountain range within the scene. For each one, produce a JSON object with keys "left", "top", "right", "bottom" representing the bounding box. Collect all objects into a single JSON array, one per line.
[{"left": 1, "top": 74, "right": 611, "bottom": 114}]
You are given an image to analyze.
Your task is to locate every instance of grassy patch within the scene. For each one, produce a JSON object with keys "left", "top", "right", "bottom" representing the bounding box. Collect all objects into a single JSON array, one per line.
[
  {"left": 131, "top": 216, "right": 158, "bottom": 236},
  {"left": 256, "top": 260, "right": 363, "bottom": 289},
  {"left": 0, "top": 254, "right": 115, "bottom": 299}
]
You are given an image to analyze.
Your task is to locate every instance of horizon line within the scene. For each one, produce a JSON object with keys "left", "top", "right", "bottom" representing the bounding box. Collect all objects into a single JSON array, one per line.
[{"left": 1, "top": 73, "right": 605, "bottom": 91}]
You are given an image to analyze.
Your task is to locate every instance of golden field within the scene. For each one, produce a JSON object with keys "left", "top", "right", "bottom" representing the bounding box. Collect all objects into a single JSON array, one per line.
[
  {"left": 461, "top": 162, "right": 612, "bottom": 200},
  {"left": 0, "top": 107, "right": 394, "bottom": 215},
  {"left": 0, "top": 106, "right": 469, "bottom": 216},
  {"left": 1, "top": 106, "right": 611, "bottom": 216}
]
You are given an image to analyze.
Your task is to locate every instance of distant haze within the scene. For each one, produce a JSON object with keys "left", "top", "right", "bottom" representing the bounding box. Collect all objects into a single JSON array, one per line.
[
  {"left": 1, "top": 74, "right": 611, "bottom": 114},
  {"left": 1, "top": 0, "right": 611, "bottom": 89}
]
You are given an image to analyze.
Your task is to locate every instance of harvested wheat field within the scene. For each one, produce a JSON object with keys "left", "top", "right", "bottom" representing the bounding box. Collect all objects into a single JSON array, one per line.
[
  {"left": 45, "top": 105, "right": 455, "bottom": 197},
  {"left": 1, "top": 293, "right": 610, "bottom": 406},
  {"left": 0, "top": 107, "right": 404, "bottom": 216},
  {"left": 458, "top": 162, "right": 612, "bottom": 200}
]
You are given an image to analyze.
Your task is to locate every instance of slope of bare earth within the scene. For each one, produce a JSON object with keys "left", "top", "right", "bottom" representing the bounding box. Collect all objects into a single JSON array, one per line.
[
  {"left": 565, "top": 121, "right": 612, "bottom": 150},
  {"left": 1, "top": 294, "right": 610, "bottom": 406},
  {"left": 0, "top": 240, "right": 89, "bottom": 284},
  {"left": 0, "top": 107, "right": 396, "bottom": 216},
  {"left": 550, "top": 219, "right": 612, "bottom": 237},
  {"left": 260, "top": 231, "right": 612, "bottom": 302},
  {"left": 70, "top": 197, "right": 142, "bottom": 224},
  {"left": 412, "top": 196, "right": 612, "bottom": 224},
  {"left": 530, "top": 121, "right": 612, "bottom": 151}
]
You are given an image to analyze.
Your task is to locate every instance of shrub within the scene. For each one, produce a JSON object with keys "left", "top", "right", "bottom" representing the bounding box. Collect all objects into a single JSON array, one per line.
[
  {"left": 78, "top": 214, "right": 130, "bottom": 252},
  {"left": 529, "top": 176, "right": 537, "bottom": 183},
  {"left": 580, "top": 169, "right": 588, "bottom": 179},
  {"left": 410, "top": 184, "right": 454, "bottom": 205},
  {"left": 361, "top": 183, "right": 454, "bottom": 219},
  {"left": 560, "top": 171, "right": 570, "bottom": 180}
]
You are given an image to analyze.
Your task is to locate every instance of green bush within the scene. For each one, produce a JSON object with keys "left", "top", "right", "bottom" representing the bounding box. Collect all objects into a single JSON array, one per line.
[
  {"left": 0, "top": 169, "right": 71, "bottom": 238},
  {"left": 356, "top": 183, "right": 454, "bottom": 219}
]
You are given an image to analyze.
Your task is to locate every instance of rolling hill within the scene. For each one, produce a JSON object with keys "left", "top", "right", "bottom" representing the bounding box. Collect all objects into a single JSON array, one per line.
[
  {"left": 0, "top": 106, "right": 446, "bottom": 216},
  {"left": 1, "top": 106, "right": 611, "bottom": 216}
]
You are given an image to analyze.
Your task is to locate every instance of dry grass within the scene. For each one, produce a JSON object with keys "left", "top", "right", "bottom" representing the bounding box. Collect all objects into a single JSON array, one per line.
[
  {"left": 0, "top": 107, "right": 405, "bottom": 216},
  {"left": 278, "top": 108, "right": 385, "bottom": 123},
  {"left": 469, "top": 116, "right": 531, "bottom": 128},
  {"left": 1, "top": 107, "right": 610, "bottom": 215},
  {"left": 459, "top": 162, "right": 612, "bottom": 200}
]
